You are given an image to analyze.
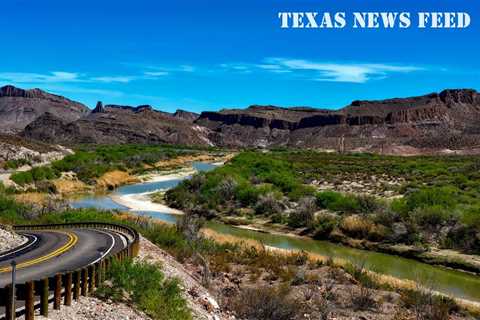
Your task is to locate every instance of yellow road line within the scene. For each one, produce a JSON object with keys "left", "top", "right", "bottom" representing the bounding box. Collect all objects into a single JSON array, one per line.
[{"left": 0, "top": 231, "right": 78, "bottom": 273}]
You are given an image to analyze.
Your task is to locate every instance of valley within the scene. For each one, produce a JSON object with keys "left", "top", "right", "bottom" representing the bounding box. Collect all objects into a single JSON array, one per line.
[{"left": 0, "top": 84, "right": 479, "bottom": 319}]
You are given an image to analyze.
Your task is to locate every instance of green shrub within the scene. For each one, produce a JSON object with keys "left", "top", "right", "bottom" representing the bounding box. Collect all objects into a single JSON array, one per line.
[
  {"left": 11, "top": 171, "right": 34, "bottom": 185},
  {"left": 316, "top": 191, "right": 344, "bottom": 209},
  {"left": 288, "top": 197, "right": 317, "bottom": 228},
  {"left": 312, "top": 215, "right": 338, "bottom": 239},
  {"left": 411, "top": 205, "right": 451, "bottom": 227},
  {"left": 405, "top": 187, "right": 458, "bottom": 211},
  {"left": 97, "top": 259, "right": 191, "bottom": 320},
  {"left": 10, "top": 166, "right": 58, "bottom": 186},
  {"left": 356, "top": 195, "right": 382, "bottom": 214},
  {"left": 255, "top": 192, "right": 283, "bottom": 215}
]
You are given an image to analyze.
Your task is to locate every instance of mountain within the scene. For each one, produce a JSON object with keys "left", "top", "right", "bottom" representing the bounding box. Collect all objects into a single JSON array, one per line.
[
  {"left": 196, "top": 89, "right": 480, "bottom": 150},
  {"left": 0, "top": 85, "right": 89, "bottom": 133},
  {"left": 23, "top": 103, "right": 212, "bottom": 146},
  {"left": 10, "top": 84, "right": 480, "bottom": 152}
]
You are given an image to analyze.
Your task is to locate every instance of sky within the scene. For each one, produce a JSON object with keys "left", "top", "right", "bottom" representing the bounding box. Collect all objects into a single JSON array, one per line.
[{"left": 0, "top": 0, "right": 479, "bottom": 112}]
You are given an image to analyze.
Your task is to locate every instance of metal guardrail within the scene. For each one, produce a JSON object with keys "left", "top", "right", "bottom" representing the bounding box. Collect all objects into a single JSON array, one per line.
[{"left": 0, "top": 222, "right": 140, "bottom": 320}]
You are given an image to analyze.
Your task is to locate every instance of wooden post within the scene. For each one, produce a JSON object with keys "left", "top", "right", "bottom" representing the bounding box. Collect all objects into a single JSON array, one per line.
[
  {"left": 95, "top": 262, "right": 101, "bottom": 286},
  {"left": 73, "top": 270, "right": 81, "bottom": 300},
  {"left": 65, "top": 272, "right": 73, "bottom": 306},
  {"left": 88, "top": 265, "right": 95, "bottom": 292},
  {"left": 5, "top": 284, "right": 13, "bottom": 320},
  {"left": 25, "top": 281, "right": 34, "bottom": 320},
  {"left": 40, "top": 278, "right": 49, "bottom": 316},
  {"left": 81, "top": 268, "right": 88, "bottom": 296},
  {"left": 54, "top": 274, "right": 62, "bottom": 310}
]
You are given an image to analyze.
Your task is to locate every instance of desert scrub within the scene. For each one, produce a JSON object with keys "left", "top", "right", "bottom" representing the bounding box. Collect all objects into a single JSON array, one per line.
[
  {"left": 11, "top": 144, "right": 206, "bottom": 186},
  {"left": 11, "top": 166, "right": 59, "bottom": 186},
  {"left": 97, "top": 259, "right": 191, "bottom": 320},
  {"left": 227, "top": 286, "right": 302, "bottom": 320}
]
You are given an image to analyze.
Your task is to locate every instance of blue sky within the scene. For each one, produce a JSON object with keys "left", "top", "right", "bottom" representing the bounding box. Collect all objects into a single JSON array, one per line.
[{"left": 1, "top": 0, "right": 479, "bottom": 112}]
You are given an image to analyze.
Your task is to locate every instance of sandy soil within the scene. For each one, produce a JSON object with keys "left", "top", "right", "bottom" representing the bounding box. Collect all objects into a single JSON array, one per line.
[{"left": 111, "top": 192, "right": 183, "bottom": 215}]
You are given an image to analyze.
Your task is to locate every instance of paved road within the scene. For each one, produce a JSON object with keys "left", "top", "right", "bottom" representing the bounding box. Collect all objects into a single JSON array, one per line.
[{"left": 0, "top": 228, "right": 129, "bottom": 287}]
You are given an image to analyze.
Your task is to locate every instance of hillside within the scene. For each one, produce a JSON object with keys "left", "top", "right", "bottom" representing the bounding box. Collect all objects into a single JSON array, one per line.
[
  {"left": 23, "top": 103, "right": 213, "bottom": 146},
  {"left": 0, "top": 85, "right": 89, "bottom": 133},
  {"left": 196, "top": 89, "right": 480, "bottom": 150},
  {"left": 0, "top": 84, "right": 476, "bottom": 152}
]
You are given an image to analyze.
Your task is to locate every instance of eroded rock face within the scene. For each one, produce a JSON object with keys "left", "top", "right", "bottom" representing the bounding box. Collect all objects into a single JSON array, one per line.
[
  {"left": 196, "top": 89, "right": 480, "bottom": 149},
  {"left": 24, "top": 105, "right": 213, "bottom": 146},
  {"left": 0, "top": 85, "right": 89, "bottom": 133}
]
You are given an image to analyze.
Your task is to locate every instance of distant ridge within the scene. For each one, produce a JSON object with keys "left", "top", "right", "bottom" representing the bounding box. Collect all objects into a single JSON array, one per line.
[{"left": 0, "top": 84, "right": 476, "bottom": 152}]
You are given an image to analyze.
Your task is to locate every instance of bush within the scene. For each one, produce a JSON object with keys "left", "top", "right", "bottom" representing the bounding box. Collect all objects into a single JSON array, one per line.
[
  {"left": 228, "top": 286, "right": 302, "bottom": 320},
  {"left": 255, "top": 192, "right": 284, "bottom": 215},
  {"left": 97, "top": 259, "right": 191, "bottom": 320},
  {"left": 411, "top": 205, "right": 451, "bottom": 227},
  {"left": 405, "top": 187, "right": 458, "bottom": 211},
  {"left": 340, "top": 215, "right": 387, "bottom": 241},
  {"left": 356, "top": 195, "right": 382, "bottom": 214},
  {"left": 288, "top": 197, "right": 317, "bottom": 228},
  {"left": 312, "top": 215, "right": 338, "bottom": 239},
  {"left": 316, "top": 191, "right": 344, "bottom": 210},
  {"left": 315, "top": 191, "right": 360, "bottom": 214},
  {"left": 11, "top": 171, "right": 34, "bottom": 185},
  {"left": 10, "top": 166, "right": 58, "bottom": 186}
]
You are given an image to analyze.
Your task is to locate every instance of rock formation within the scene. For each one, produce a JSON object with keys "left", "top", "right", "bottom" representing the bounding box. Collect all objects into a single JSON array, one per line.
[{"left": 0, "top": 85, "right": 89, "bottom": 133}]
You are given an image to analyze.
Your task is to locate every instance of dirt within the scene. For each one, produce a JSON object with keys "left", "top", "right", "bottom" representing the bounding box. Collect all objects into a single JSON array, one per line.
[{"left": 95, "top": 171, "right": 140, "bottom": 190}]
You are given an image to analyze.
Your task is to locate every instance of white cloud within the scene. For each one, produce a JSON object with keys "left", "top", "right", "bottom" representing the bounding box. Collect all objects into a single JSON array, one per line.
[
  {"left": 144, "top": 71, "right": 169, "bottom": 77},
  {"left": 0, "top": 71, "right": 81, "bottom": 83},
  {"left": 264, "top": 58, "right": 422, "bottom": 83},
  {"left": 90, "top": 76, "right": 134, "bottom": 83}
]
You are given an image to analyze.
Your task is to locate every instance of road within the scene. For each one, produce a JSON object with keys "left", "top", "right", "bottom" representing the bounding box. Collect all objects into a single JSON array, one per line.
[{"left": 0, "top": 228, "right": 129, "bottom": 287}]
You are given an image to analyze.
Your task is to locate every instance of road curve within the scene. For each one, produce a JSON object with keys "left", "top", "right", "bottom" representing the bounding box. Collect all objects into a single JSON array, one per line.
[{"left": 0, "top": 228, "right": 129, "bottom": 287}]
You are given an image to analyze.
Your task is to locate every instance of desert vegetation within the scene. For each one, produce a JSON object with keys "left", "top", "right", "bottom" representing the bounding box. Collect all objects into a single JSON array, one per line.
[
  {"left": 10, "top": 144, "right": 213, "bottom": 187},
  {"left": 165, "top": 151, "right": 480, "bottom": 256},
  {"left": 0, "top": 183, "right": 477, "bottom": 319}
]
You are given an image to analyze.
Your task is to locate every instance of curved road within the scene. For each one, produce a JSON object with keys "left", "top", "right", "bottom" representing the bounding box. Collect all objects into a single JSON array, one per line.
[{"left": 0, "top": 228, "right": 129, "bottom": 287}]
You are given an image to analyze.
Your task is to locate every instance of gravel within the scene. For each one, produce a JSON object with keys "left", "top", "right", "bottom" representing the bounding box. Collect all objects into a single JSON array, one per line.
[{"left": 0, "top": 226, "right": 27, "bottom": 253}]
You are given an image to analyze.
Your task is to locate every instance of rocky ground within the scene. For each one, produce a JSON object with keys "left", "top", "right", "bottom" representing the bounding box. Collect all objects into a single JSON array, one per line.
[
  {"left": 19, "top": 296, "right": 151, "bottom": 320},
  {"left": 312, "top": 173, "right": 405, "bottom": 198},
  {"left": 0, "top": 225, "right": 27, "bottom": 253}
]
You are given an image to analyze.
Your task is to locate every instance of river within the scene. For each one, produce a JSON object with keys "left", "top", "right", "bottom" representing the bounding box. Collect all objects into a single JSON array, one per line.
[{"left": 70, "top": 162, "right": 480, "bottom": 303}]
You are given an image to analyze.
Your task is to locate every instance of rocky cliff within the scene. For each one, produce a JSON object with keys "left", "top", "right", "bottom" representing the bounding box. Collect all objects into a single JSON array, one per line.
[
  {"left": 196, "top": 89, "right": 480, "bottom": 150},
  {"left": 0, "top": 85, "right": 89, "bottom": 133},
  {"left": 7, "top": 84, "right": 480, "bottom": 151},
  {"left": 23, "top": 104, "right": 213, "bottom": 146}
]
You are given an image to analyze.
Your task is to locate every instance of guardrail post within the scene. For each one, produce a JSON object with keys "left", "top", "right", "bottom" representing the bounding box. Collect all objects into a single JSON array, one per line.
[
  {"left": 54, "top": 274, "right": 62, "bottom": 310},
  {"left": 90, "top": 265, "right": 96, "bottom": 290},
  {"left": 81, "top": 268, "right": 88, "bottom": 296},
  {"left": 25, "top": 281, "right": 34, "bottom": 320},
  {"left": 65, "top": 272, "right": 73, "bottom": 306},
  {"left": 74, "top": 270, "right": 81, "bottom": 300},
  {"left": 95, "top": 262, "right": 101, "bottom": 286},
  {"left": 40, "top": 278, "right": 49, "bottom": 316},
  {"left": 5, "top": 284, "right": 13, "bottom": 320}
]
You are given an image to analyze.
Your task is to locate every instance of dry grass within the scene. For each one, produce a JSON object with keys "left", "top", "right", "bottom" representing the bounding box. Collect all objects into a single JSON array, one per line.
[
  {"left": 53, "top": 179, "right": 89, "bottom": 194},
  {"left": 14, "top": 192, "right": 48, "bottom": 205},
  {"left": 95, "top": 170, "right": 140, "bottom": 190}
]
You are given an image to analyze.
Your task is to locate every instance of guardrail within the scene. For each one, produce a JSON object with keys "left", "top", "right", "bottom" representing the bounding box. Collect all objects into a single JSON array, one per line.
[{"left": 0, "top": 222, "right": 140, "bottom": 320}]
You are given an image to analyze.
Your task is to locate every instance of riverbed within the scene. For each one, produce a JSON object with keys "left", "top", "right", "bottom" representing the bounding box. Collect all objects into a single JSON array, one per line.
[{"left": 70, "top": 162, "right": 480, "bottom": 303}]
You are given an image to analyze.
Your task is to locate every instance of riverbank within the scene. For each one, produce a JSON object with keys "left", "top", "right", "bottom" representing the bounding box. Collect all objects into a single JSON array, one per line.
[
  {"left": 200, "top": 227, "right": 480, "bottom": 315},
  {"left": 218, "top": 215, "right": 480, "bottom": 275},
  {"left": 111, "top": 192, "right": 183, "bottom": 215}
]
